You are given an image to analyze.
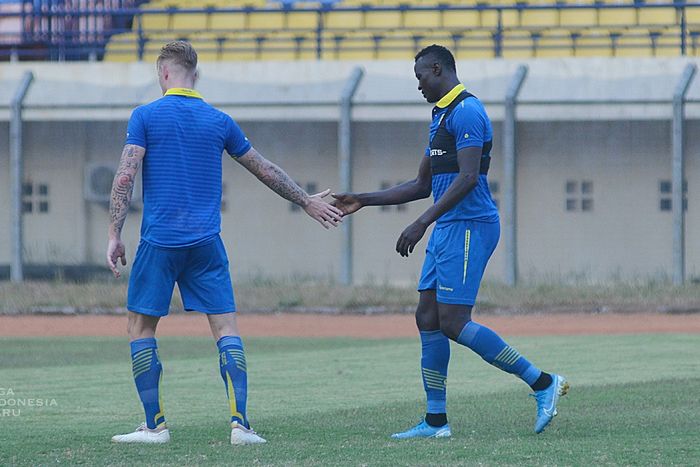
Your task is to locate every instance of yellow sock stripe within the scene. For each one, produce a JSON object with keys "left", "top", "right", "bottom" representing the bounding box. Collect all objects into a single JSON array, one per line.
[
  {"left": 422, "top": 368, "right": 445, "bottom": 378},
  {"left": 227, "top": 350, "right": 247, "bottom": 371},
  {"left": 495, "top": 347, "right": 521, "bottom": 366},
  {"left": 226, "top": 371, "right": 244, "bottom": 423},
  {"left": 463, "top": 229, "right": 471, "bottom": 285},
  {"left": 154, "top": 372, "right": 165, "bottom": 426},
  {"left": 132, "top": 348, "right": 152, "bottom": 360},
  {"left": 494, "top": 347, "right": 510, "bottom": 362},
  {"left": 132, "top": 352, "right": 152, "bottom": 366},
  {"left": 422, "top": 368, "right": 446, "bottom": 390}
]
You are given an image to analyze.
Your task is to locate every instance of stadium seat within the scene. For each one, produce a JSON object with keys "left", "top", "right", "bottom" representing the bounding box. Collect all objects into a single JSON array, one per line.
[
  {"left": 104, "top": 32, "right": 140, "bottom": 62},
  {"left": 454, "top": 31, "right": 496, "bottom": 58},
  {"left": 336, "top": 33, "right": 379, "bottom": 59},
  {"left": 480, "top": 7, "right": 521, "bottom": 29},
  {"left": 376, "top": 33, "right": 416, "bottom": 59},
  {"left": 324, "top": 11, "right": 365, "bottom": 29},
  {"left": 188, "top": 38, "right": 220, "bottom": 60},
  {"left": 649, "top": 29, "right": 681, "bottom": 57},
  {"left": 501, "top": 31, "right": 535, "bottom": 57},
  {"left": 404, "top": 10, "right": 442, "bottom": 29},
  {"left": 442, "top": 8, "right": 481, "bottom": 29},
  {"left": 614, "top": 31, "right": 653, "bottom": 56},
  {"left": 686, "top": 7, "right": 700, "bottom": 26},
  {"left": 365, "top": 10, "right": 403, "bottom": 29},
  {"left": 638, "top": 7, "right": 677, "bottom": 27},
  {"left": 535, "top": 29, "right": 575, "bottom": 57},
  {"left": 209, "top": 11, "right": 247, "bottom": 31},
  {"left": 598, "top": 7, "right": 638, "bottom": 27},
  {"left": 248, "top": 11, "right": 286, "bottom": 30},
  {"left": 520, "top": 8, "right": 560, "bottom": 28},
  {"left": 559, "top": 7, "right": 597, "bottom": 28},
  {"left": 140, "top": 11, "right": 172, "bottom": 32},
  {"left": 573, "top": 31, "right": 614, "bottom": 56},
  {"left": 286, "top": 11, "right": 320, "bottom": 30},
  {"left": 172, "top": 12, "right": 209, "bottom": 32}
]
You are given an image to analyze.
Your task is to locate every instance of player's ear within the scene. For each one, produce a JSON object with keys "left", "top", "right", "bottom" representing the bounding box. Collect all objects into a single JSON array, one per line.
[
  {"left": 432, "top": 61, "right": 442, "bottom": 76},
  {"left": 193, "top": 68, "right": 200, "bottom": 85}
]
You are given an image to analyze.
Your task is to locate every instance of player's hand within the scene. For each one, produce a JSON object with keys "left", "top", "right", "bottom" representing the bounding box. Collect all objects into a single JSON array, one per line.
[
  {"left": 107, "top": 238, "right": 127, "bottom": 278},
  {"left": 303, "top": 189, "right": 344, "bottom": 229},
  {"left": 396, "top": 220, "right": 428, "bottom": 257},
  {"left": 331, "top": 192, "right": 363, "bottom": 216}
]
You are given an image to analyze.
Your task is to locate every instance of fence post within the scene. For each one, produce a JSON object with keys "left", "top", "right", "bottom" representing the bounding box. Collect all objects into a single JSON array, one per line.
[
  {"left": 10, "top": 71, "right": 35, "bottom": 283},
  {"left": 338, "top": 67, "right": 364, "bottom": 285},
  {"left": 503, "top": 65, "right": 527, "bottom": 287},
  {"left": 671, "top": 63, "right": 696, "bottom": 285}
]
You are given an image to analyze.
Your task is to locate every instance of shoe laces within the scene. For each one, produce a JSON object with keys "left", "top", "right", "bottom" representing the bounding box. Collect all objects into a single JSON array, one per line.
[{"left": 530, "top": 391, "right": 548, "bottom": 415}]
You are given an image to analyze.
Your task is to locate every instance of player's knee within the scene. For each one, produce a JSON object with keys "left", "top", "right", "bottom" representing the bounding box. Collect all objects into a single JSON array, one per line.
[
  {"left": 415, "top": 307, "right": 439, "bottom": 331},
  {"left": 437, "top": 305, "right": 472, "bottom": 341}
]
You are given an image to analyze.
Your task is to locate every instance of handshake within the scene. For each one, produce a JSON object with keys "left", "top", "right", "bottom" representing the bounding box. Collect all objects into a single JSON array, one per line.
[{"left": 301, "top": 189, "right": 363, "bottom": 230}]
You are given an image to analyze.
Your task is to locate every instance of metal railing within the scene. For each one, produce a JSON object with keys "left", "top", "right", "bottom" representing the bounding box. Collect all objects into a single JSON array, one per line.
[{"left": 1, "top": 2, "right": 700, "bottom": 61}]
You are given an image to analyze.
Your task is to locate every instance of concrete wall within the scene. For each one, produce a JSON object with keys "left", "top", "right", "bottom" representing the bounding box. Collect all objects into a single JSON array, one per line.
[{"left": 3, "top": 116, "right": 697, "bottom": 283}]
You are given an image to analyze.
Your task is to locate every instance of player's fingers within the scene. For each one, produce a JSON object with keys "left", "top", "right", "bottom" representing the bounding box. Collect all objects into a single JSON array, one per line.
[
  {"left": 120, "top": 254, "right": 127, "bottom": 266},
  {"left": 317, "top": 216, "right": 330, "bottom": 229},
  {"left": 312, "top": 189, "right": 331, "bottom": 199}
]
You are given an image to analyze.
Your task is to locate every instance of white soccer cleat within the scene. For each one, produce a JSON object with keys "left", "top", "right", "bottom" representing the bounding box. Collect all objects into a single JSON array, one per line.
[
  {"left": 111, "top": 423, "right": 171, "bottom": 444},
  {"left": 230, "top": 421, "right": 267, "bottom": 445}
]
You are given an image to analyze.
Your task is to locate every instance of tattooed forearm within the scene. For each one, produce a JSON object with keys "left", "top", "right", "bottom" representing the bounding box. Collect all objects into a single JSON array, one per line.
[
  {"left": 238, "top": 149, "right": 309, "bottom": 207},
  {"left": 109, "top": 144, "right": 145, "bottom": 238}
]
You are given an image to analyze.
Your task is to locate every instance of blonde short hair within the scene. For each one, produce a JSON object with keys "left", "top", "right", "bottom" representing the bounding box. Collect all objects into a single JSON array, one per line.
[{"left": 157, "top": 40, "right": 197, "bottom": 72}]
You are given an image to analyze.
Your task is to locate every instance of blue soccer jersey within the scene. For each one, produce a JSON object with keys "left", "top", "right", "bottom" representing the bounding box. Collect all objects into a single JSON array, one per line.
[
  {"left": 425, "top": 84, "right": 499, "bottom": 224},
  {"left": 125, "top": 88, "right": 251, "bottom": 248}
]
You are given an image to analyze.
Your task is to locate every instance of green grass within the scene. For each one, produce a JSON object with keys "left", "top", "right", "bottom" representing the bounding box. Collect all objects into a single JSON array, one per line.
[{"left": 1, "top": 335, "right": 699, "bottom": 466}]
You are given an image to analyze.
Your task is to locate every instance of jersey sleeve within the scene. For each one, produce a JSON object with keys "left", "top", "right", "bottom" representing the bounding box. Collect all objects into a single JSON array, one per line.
[
  {"left": 224, "top": 115, "right": 252, "bottom": 158},
  {"left": 448, "top": 101, "right": 486, "bottom": 151},
  {"left": 125, "top": 106, "right": 147, "bottom": 148}
]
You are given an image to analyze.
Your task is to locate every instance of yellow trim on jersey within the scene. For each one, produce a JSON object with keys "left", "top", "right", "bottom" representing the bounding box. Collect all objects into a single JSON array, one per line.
[
  {"left": 164, "top": 87, "right": 204, "bottom": 99},
  {"left": 463, "top": 228, "right": 471, "bottom": 285},
  {"left": 436, "top": 83, "right": 466, "bottom": 109}
]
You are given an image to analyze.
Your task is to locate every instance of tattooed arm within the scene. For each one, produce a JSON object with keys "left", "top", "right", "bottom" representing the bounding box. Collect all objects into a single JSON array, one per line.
[
  {"left": 107, "top": 144, "right": 146, "bottom": 278},
  {"left": 235, "top": 147, "right": 343, "bottom": 229}
]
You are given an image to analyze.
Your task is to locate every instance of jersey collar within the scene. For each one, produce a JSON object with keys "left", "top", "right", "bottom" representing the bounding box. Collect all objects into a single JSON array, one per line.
[
  {"left": 435, "top": 83, "right": 466, "bottom": 109},
  {"left": 164, "top": 87, "right": 204, "bottom": 99}
]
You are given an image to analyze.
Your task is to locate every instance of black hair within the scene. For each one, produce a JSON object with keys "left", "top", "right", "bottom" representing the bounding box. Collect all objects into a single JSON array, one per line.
[{"left": 414, "top": 44, "right": 456, "bottom": 73}]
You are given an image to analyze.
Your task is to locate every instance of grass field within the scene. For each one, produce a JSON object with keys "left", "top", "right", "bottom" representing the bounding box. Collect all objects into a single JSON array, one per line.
[{"left": 2, "top": 334, "right": 699, "bottom": 466}]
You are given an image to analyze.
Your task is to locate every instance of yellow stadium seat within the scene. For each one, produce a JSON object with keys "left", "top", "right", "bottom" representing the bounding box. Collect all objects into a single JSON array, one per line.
[
  {"left": 172, "top": 12, "right": 209, "bottom": 32},
  {"left": 188, "top": 39, "right": 220, "bottom": 60},
  {"left": 365, "top": 10, "right": 403, "bottom": 29},
  {"left": 248, "top": 11, "right": 286, "bottom": 30},
  {"left": 286, "top": 11, "right": 320, "bottom": 30},
  {"left": 324, "top": 11, "right": 365, "bottom": 29},
  {"left": 686, "top": 7, "right": 700, "bottom": 26},
  {"left": 454, "top": 31, "right": 495, "bottom": 59},
  {"left": 337, "top": 33, "right": 378, "bottom": 59},
  {"left": 535, "top": 29, "right": 574, "bottom": 57},
  {"left": 376, "top": 33, "right": 416, "bottom": 59},
  {"left": 573, "top": 31, "right": 613, "bottom": 56},
  {"left": 638, "top": 7, "right": 678, "bottom": 27},
  {"left": 140, "top": 12, "right": 172, "bottom": 31},
  {"left": 614, "top": 32, "right": 652, "bottom": 56},
  {"left": 559, "top": 7, "right": 597, "bottom": 27},
  {"left": 598, "top": 7, "right": 638, "bottom": 27},
  {"left": 404, "top": 10, "right": 442, "bottom": 29},
  {"left": 480, "top": 8, "right": 521, "bottom": 29},
  {"left": 520, "top": 8, "right": 560, "bottom": 28},
  {"left": 209, "top": 12, "right": 247, "bottom": 31},
  {"left": 104, "top": 33, "right": 140, "bottom": 62},
  {"left": 442, "top": 9, "right": 481, "bottom": 29},
  {"left": 650, "top": 29, "right": 681, "bottom": 56},
  {"left": 501, "top": 31, "right": 534, "bottom": 58}
]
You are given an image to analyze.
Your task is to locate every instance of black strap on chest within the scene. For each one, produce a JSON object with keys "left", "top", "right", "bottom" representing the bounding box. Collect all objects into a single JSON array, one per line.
[{"left": 434, "top": 91, "right": 491, "bottom": 175}]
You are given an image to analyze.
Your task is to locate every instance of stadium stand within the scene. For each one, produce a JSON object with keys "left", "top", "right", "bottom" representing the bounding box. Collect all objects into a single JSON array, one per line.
[{"left": 1, "top": 0, "right": 698, "bottom": 61}]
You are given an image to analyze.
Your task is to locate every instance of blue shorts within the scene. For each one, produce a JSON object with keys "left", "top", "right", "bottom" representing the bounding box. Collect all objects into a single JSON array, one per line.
[
  {"left": 418, "top": 220, "right": 500, "bottom": 306},
  {"left": 127, "top": 235, "right": 236, "bottom": 317}
]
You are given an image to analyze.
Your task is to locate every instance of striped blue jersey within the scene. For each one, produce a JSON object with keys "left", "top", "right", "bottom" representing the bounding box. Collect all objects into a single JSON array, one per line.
[
  {"left": 425, "top": 85, "right": 499, "bottom": 224},
  {"left": 125, "top": 88, "right": 251, "bottom": 248}
]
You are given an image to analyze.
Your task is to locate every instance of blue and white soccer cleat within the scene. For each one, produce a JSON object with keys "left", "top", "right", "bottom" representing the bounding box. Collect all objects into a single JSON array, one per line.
[
  {"left": 532, "top": 374, "right": 569, "bottom": 434},
  {"left": 391, "top": 419, "right": 452, "bottom": 439}
]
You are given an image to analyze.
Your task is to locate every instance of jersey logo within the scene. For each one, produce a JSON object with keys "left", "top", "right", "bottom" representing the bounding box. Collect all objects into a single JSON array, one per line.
[{"left": 464, "top": 133, "right": 469, "bottom": 139}]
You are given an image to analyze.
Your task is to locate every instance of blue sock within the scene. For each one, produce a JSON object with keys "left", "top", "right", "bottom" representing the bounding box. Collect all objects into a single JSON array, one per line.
[
  {"left": 130, "top": 337, "right": 165, "bottom": 429},
  {"left": 420, "top": 330, "right": 450, "bottom": 415},
  {"left": 217, "top": 335, "right": 248, "bottom": 427},
  {"left": 457, "top": 321, "right": 542, "bottom": 386}
]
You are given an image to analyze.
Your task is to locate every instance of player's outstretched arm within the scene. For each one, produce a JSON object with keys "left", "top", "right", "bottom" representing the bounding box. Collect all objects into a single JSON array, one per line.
[
  {"left": 236, "top": 147, "right": 343, "bottom": 229},
  {"left": 107, "top": 144, "right": 145, "bottom": 278},
  {"left": 332, "top": 156, "right": 432, "bottom": 216}
]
